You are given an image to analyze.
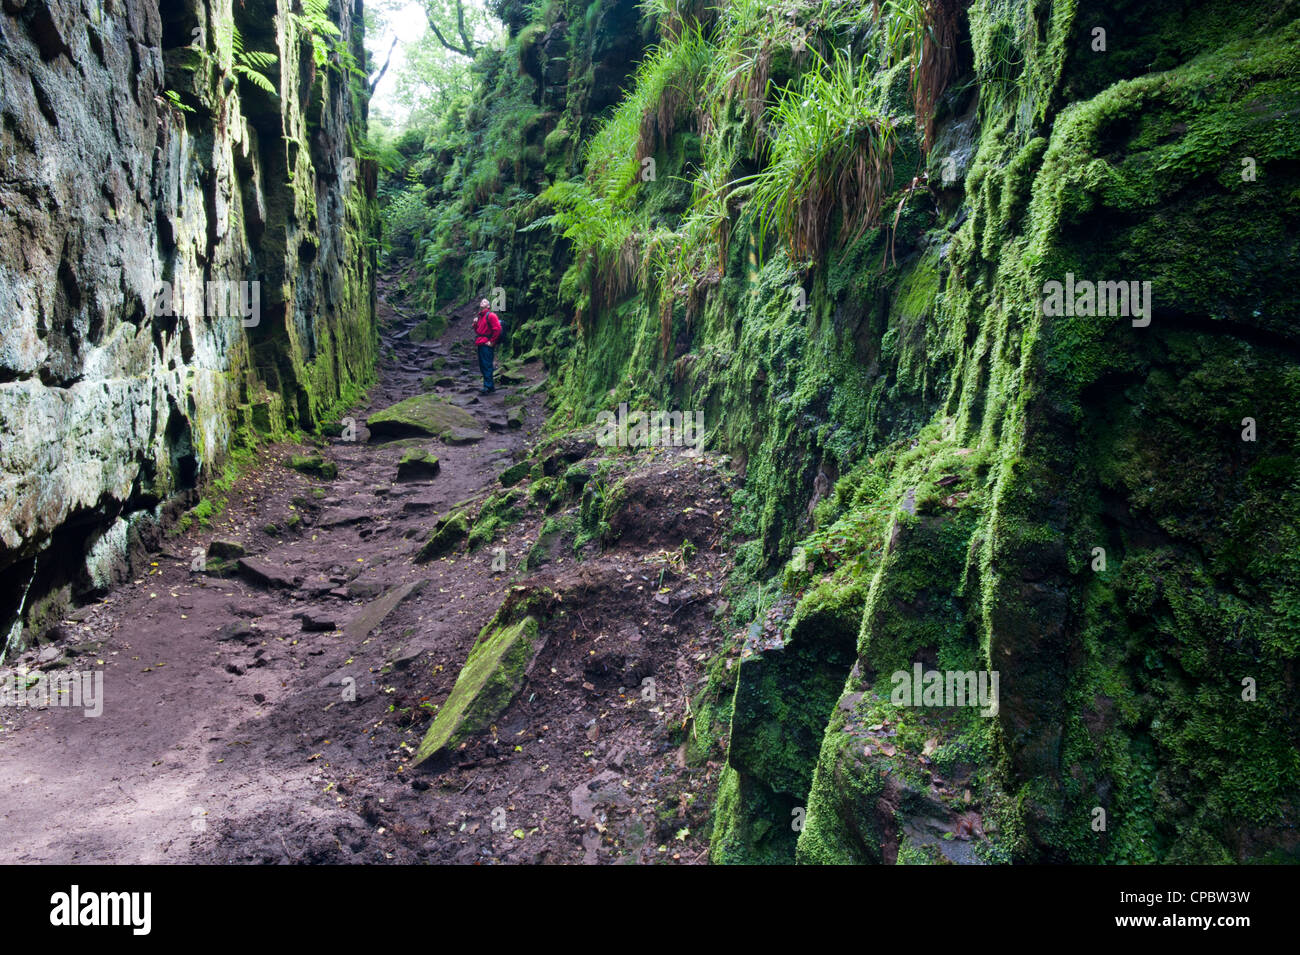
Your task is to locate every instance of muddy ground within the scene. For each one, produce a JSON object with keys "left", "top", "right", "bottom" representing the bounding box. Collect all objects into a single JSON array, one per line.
[{"left": 0, "top": 278, "right": 735, "bottom": 864}]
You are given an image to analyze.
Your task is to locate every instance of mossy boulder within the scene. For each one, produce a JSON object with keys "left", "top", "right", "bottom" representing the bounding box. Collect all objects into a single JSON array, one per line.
[
  {"left": 414, "top": 510, "right": 470, "bottom": 562},
  {"left": 710, "top": 765, "right": 804, "bottom": 866},
  {"left": 562, "top": 461, "right": 594, "bottom": 490},
  {"left": 528, "top": 475, "right": 558, "bottom": 509},
  {"left": 499, "top": 460, "right": 531, "bottom": 487},
  {"left": 396, "top": 448, "right": 441, "bottom": 481},
  {"left": 793, "top": 717, "right": 892, "bottom": 866},
  {"left": 206, "top": 538, "right": 246, "bottom": 560},
  {"left": 728, "top": 581, "right": 864, "bottom": 800},
  {"left": 443, "top": 426, "right": 485, "bottom": 445},
  {"left": 522, "top": 516, "right": 572, "bottom": 571},
  {"left": 366, "top": 394, "right": 483, "bottom": 441},
  {"left": 319, "top": 420, "right": 348, "bottom": 438},
  {"left": 411, "top": 616, "right": 541, "bottom": 765},
  {"left": 467, "top": 489, "right": 526, "bottom": 551},
  {"left": 288, "top": 454, "right": 338, "bottom": 480}
]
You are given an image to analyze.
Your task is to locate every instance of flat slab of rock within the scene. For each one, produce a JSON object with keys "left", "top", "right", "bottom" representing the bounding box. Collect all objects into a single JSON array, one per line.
[
  {"left": 214, "top": 621, "right": 257, "bottom": 642},
  {"left": 343, "top": 580, "right": 426, "bottom": 641},
  {"left": 411, "top": 616, "right": 541, "bottom": 767},
  {"left": 345, "top": 579, "right": 386, "bottom": 600},
  {"left": 236, "top": 558, "right": 302, "bottom": 590},
  {"left": 207, "top": 538, "right": 246, "bottom": 560},
  {"left": 297, "top": 611, "right": 338, "bottom": 632},
  {"left": 388, "top": 645, "right": 424, "bottom": 670},
  {"left": 366, "top": 394, "right": 482, "bottom": 441},
  {"left": 318, "top": 509, "right": 372, "bottom": 529},
  {"left": 443, "top": 427, "right": 484, "bottom": 445}
]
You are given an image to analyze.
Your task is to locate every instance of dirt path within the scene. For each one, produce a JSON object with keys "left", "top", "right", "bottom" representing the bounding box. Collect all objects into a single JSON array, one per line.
[
  {"left": 0, "top": 276, "right": 731, "bottom": 864},
  {"left": 0, "top": 278, "right": 546, "bottom": 862}
]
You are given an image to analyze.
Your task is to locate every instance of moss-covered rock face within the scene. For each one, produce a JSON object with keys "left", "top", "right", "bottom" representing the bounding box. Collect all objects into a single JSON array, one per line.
[
  {"left": 365, "top": 394, "right": 483, "bottom": 440},
  {"left": 411, "top": 616, "right": 542, "bottom": 765},
  {"left": 0, "top": 0, "right": 378, "bottom": 652},
  {"left": 468, "top": 489, "right": 526, "bottom": 550},
  {"left": 397, "top": 0, "right": 1300, "bottom": 863},
  {"left": 719, "top": 581, "right": 864, "bottom": 862}
]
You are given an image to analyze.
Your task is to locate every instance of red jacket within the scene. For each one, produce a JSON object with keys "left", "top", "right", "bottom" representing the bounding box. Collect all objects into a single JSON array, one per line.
[{"left": 474, "top": 310, "right": 501, "bottom": 346}]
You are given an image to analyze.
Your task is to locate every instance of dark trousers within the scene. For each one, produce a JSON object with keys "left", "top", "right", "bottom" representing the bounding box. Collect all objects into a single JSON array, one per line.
[{"left": 477, "top": 344, "right": 495, "bottom": 390}]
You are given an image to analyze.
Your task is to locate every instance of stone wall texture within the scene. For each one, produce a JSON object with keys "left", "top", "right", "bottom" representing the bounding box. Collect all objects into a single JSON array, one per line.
[{"left": 0, "top": 0, "right": 378, "bottom": 648}]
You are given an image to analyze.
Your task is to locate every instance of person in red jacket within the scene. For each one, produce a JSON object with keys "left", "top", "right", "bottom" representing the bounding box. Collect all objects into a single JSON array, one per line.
[{"left": 473, "top": 298, "right": 501, "bottom": 394}]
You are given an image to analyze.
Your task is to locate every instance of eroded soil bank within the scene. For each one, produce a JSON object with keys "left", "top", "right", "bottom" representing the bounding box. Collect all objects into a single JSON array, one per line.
[{"left": 0, "top": 279, "right": 733, "bottom": 864}]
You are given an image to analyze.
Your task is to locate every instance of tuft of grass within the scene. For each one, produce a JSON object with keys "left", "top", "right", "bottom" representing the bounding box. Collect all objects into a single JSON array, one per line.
[
  {"left": 635, "top": 25, "right": 714, "bottom": 162},
  {"left": 875, "top": 0, "right": 966, "bottom": 153},
  {"left": 536, "top": 25, "right": 714, "bottom": 322},
  {"left": 744, "top": 46, "right": 898, "bottom": 264}
]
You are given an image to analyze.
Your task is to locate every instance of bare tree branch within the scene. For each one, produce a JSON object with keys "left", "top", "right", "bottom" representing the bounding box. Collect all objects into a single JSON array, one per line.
[
  {"left": 456, "top": 1, "right": 474, "bottom": 58},
  {"left": 369, "top": 36, "right": 398, "bottom": 93}
]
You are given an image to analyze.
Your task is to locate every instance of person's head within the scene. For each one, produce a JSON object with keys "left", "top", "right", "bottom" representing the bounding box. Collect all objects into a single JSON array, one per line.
[{"left": 479, "top": 298, "right": 490, "bottom": 314}]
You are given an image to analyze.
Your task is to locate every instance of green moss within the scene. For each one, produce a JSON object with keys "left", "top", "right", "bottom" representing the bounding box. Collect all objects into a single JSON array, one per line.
[
  {"left": 288, "top": 454, "right": 339, "bottom": 480},
  {"left": 709, "top": 765, "right": 803, "bottom": 865},
  {"left": 396, "top": 448, "right": 440, "bottom": 480},
  {"left": 466, "top": 489, "right": 526, "bottom": 551},
  {"left": 411, "top": 616, "right": 541, "bottom": 764},
  {"left": 365, "top": 394, "right": 483, "bottom": 440},
  {"left": 528, "top": 475, "right": 558, "bottom": 509},
  {"left": 522, "top": 515, "right": 573, "bottom": 571},
  {"left": 499, "top": 460, "right": 531, "bottom": 487},
  {"left": 415, "top": 510, "right": 470, "bottom": 562}
]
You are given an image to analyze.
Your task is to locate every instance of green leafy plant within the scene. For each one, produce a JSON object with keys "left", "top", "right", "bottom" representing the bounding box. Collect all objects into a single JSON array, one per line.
[
  {"left": 294, "top": 0, "right": 344, "bottom": 67},
  {"left": 231, "top": 24, "right": 279, "bottom": 95},
  {"left": 875, "top": 0, "right": 966, "bottom": 152},
  {"left": 744, "top": 45, "right": 898, "bottom": 263},
  {"left": 293, "top": 0, "right": 366, "bottom": 80},
  {"left": 162, "top": 89, "right": 195, "bottom": 114}
]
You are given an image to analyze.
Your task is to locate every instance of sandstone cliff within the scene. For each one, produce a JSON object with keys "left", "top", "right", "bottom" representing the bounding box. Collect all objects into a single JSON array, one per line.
[{"left": 0, "top": 0, "right": 377, "bottom": 652}]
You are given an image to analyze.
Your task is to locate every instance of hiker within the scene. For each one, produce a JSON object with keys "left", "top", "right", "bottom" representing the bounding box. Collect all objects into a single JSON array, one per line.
[{"left": 473, "top": 298, "right": 502, "bottom": 394}]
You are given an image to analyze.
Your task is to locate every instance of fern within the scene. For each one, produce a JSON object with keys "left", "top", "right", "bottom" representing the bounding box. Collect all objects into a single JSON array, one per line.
[
  {"left": 162, "top": 89, "right": 195, "bottom": 114},
  {"left": 293, "top": 0, "right": 353, "bottom": 76},
  {"left": 227, "top": 22, "right": 279, "bottom": 96}
]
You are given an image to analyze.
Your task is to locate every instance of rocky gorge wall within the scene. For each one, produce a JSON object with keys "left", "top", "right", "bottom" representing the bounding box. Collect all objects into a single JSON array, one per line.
[
  {"left": 0, "top": 0, "right": 378, "bottom": 653},
  {"left": 375, "top": 0, "right": 1300, "bottom": 862}
]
